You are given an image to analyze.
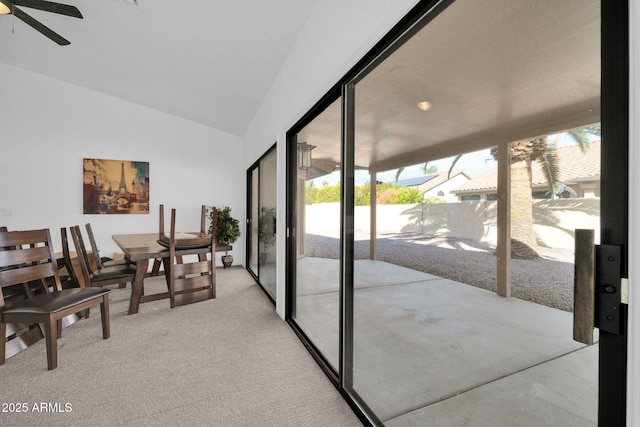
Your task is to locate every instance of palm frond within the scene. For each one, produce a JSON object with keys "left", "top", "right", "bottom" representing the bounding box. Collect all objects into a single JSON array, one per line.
[
  {"left": 537, "top": 146, "right": 560, "bottom": 195},
  {"left": 395, "top": 167, "right": 405, "bottom": 182},
  {"left": 566, "top": 123, "right": 601, "bottom": 153},
  {"left": 447, "top": 155, "right": 463, "bottom": 179}
]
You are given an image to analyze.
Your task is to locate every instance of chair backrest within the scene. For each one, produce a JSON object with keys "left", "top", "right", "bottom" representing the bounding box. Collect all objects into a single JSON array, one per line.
[
  {"left": 69, "top": 225, "right": 95, "bottom": 287},
  {"left": 200, "top": 205, "right": 206, "bottom": 234},
  {"left": 159, "top": 204, "right": 212, "bottom": 244},
  {"left": 165, "top": 206, "right": 215, "bottom": 256},
  {"left": 166, "top": 207, "right": 215, "bottom": 307},
  {"left": 84, "top": 223, "right": 104, "bottom": 270},
  {"left": 159, "top": 204, "right": 165, "bottom": 240},
  {"left": 0, "top": 227, "right": 9, "bottom": 251},
  {"left": 60, "top": 227, "right": 81, "bottom": 288},
  {"left": 0, "top": 229, "right": 62, "bottom": 308}
]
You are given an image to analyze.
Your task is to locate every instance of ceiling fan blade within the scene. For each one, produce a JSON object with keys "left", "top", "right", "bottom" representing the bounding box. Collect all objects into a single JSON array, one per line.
[
  {"left": 13, "top": 6, "right": 71, "bottom": 45},
  {"left": 13, "top": 0, "right": 82, "bottom": 18}
]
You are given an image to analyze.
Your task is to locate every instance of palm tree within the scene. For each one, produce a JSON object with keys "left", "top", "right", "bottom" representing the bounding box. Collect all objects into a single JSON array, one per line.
[
  {"left": 449, "top": 124, "right": 600, "bottom": 259},
  {"left": 492, "top": 137, "right": 550, "bottom": 259},
  {"left": 510, "top": 126, "right": 600, "bottom": 259}
]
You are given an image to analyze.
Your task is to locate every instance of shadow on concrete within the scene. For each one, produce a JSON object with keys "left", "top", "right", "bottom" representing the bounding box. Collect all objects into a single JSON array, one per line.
[{"left": 305, "top": 233, "right": 574, "bottom": 311}]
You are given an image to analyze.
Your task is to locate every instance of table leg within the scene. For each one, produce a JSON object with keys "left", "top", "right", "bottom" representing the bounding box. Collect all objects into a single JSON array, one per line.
[{"left": 128, "top": 261, "right": 148, "bottom": 315}]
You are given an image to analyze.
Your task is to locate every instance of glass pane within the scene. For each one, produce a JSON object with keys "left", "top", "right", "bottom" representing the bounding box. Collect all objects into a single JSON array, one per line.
[
  {"left": 293, "top": 97, "right": 342, "bottom": 370},
  {"left": 347, "top": 0, "right": 600, "bottom": 425},
  {"left": 259, "top": 149, "right": 277, "bottom": 299}
]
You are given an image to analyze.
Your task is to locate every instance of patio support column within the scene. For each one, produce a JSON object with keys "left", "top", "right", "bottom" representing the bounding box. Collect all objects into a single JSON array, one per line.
[
  {"left": 297, "top": 172, "right": 307, "bottom": 257},
  {"left": 370, "top": 172, "right": 377, "bottom": 260},
  {"left": 496, "top": 142, "right": 511, "bottom": 297}
]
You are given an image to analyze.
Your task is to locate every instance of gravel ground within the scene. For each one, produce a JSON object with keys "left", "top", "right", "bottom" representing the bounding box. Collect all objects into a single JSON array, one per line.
[{"left": 305, "top": 233, "right": 575, "bottom": 312}]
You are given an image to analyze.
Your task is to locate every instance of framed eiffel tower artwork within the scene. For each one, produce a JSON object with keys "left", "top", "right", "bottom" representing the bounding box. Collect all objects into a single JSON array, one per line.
[{"left": 83, "top": 158, "right": 150, "bottom": 214}]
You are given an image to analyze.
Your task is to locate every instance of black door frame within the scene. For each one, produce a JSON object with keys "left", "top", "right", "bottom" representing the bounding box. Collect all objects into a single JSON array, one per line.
[
  {"left": 599, "top": 1, "right": 628, "bottom": 424},
  {"left": 246, "top": 143, "right": 278, "bottom": 304}
]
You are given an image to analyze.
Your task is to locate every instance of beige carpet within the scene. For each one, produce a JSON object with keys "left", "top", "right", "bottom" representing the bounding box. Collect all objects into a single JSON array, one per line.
[{"left": 0, "top": 267, "right": 362, "bottom": 427}]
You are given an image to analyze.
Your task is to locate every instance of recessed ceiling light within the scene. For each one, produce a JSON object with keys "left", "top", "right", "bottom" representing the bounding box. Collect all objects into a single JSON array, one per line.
[{"left": 417, "top": 101, "right": 432, "bottom": 111}]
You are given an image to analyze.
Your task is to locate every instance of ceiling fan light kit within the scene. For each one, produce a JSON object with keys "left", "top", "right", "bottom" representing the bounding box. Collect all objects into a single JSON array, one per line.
[
  {"left": 1, "top": 0, "right": 83, "bottom": 45},
  {"left": 0, "top": 0, "right": 11, "bottom": 14}
]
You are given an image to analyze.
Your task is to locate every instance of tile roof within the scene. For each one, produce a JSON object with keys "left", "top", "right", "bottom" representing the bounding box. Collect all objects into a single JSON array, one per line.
[{"left": 453, "top": 141, "right": 600, "bottom": 193}]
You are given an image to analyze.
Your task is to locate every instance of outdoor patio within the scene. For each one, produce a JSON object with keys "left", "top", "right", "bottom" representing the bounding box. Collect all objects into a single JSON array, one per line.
[{"left": 294, "top": 256, "right": 597, "bottom": 426}]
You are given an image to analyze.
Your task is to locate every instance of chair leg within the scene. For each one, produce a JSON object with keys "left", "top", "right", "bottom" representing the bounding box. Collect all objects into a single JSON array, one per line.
[
  {"left": 56, "top": 319, "right": 63, "bottom": 339},
  {"left": 212, "top": 268, "right": 216, "bottom": 299},
  {"left": 151, "top": 258, "right": 162, "bottom": 276},
  {"left": 100, "top": 296, "right": 111, "bottom": 339},
  {"left": 0, "top": 322, "right": 6, "bottom": 366},
  {"left": 44, "top": 317, "right": 58, "bottom": 370}
]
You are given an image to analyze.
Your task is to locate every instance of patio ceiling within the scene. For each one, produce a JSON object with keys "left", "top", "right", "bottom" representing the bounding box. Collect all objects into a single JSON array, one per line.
[{"left": 298, "top": 0, "right": 601, "bottom": 174}]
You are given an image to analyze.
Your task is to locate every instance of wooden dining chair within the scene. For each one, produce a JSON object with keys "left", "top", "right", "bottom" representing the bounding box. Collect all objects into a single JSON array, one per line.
[
  {"left": 0, "top": 228, "right": 111, "bottom": 370},
  {"left": 85, "top": 223, "right": 132, "bottom": 270},
  {"left": 0, "top": 226, "right": 46, "bottom": 360},
  {"left": 84, "top": 223, "right": 131, "bottom": 288},
  {"left": 58, "top": 227, "right": 82, "bottom": 289},
  {"left": 160, "top": 206, "right": 215, "bottom": 308},
  {"left": 151, "top": 204, "right": 209, "bottom": 275},
  {"left": 69, "top": 225, "right": 137, "bottom": 289}
]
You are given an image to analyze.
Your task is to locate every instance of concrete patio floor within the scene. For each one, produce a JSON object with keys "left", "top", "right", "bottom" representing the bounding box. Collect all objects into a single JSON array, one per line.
[{"left": 294, "top": 257, "right": 598, "bottom": 426}]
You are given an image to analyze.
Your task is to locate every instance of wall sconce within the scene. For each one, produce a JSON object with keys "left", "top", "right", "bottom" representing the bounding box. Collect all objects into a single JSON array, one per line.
[{"left": 297, "top": 142, "right": 315, "bottom": 170}]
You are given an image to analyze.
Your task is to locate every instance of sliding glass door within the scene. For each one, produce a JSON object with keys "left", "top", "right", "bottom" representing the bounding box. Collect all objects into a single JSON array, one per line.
[
  {"left": 247, "top": 145, "right": 277, "bottom": 300},
  {"left": 287, "top": 0, "right": 628, "bottom": 425},
  {"left": 341, "top": 1, "right": 608, "bottom": 424},
  {"left": 288, "top": 98, "right": 342, "bottom": 375}
]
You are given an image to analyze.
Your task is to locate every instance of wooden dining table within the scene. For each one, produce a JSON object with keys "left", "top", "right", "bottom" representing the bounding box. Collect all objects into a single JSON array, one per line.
[{"left": 112, "top": 233, "right": 231, "bottom": 314}]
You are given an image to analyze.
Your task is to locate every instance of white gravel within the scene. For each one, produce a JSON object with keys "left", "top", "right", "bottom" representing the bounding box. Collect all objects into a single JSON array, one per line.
[{"left": 305, "top": 233, "right": 575, "bottom": 312}]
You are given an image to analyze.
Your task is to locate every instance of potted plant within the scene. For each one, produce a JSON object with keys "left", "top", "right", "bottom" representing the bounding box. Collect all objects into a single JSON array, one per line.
[
  {"left": 258, "top": 206, "right": 276, "bottom": 265},
  {"left": 207, "top": 206, "right": 240, "bottom": 267}
]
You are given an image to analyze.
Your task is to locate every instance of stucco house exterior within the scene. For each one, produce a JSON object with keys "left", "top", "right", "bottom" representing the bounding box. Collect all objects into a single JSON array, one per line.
[
  {"left": 452, "top": 141, "right": 601, "bottom": 201},
  {"left": 396, "top": 170, "right": 471, "bottom": 202}
]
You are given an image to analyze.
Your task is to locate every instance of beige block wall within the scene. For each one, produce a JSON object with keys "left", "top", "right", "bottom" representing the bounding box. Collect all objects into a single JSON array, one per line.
[{"left": 306, "top": 198, "right": 600, "bottom": 249}]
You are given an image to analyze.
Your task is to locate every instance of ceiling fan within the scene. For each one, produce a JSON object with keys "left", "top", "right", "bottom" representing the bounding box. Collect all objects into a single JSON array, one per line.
[{"left": 0, "top": 0, "right": 82, "bottom": 46}]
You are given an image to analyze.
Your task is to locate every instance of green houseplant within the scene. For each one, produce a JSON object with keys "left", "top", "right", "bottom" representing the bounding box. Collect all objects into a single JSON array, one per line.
[
  {"left": 207, "top": 206, "right": 240, "bottom": 246},
  {"left": 207, "top": 206, "right": 240, "bottom": 268}
]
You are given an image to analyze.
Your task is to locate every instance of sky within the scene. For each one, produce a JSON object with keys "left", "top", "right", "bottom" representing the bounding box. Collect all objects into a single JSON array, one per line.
[
  {"left": 314, "top": 148, "right": 494, "bottom": 186},
  {"left": 311, "top": 131, "right": 598, "bottom": 187}
]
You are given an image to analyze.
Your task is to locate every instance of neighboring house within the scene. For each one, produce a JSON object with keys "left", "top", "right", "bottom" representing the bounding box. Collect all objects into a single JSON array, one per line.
[
  {"left": 396, "top": 170, "right": 471, "bottom": 203},
  {"left": 452, "top": 141, "right": 601, "bottom": 201}
]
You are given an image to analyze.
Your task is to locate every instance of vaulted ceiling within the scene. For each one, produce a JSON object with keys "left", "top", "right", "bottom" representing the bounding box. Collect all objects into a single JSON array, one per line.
[
  {"left": 0, "top": 0, "right": 319, "bottom": 136},
  {"left": 1, "top": 0, "right": 601, "bottom": 172}
]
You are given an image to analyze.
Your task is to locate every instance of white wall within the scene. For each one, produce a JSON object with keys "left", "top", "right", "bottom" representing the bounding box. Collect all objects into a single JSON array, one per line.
[
  {"left": 0, "top": 62, "right": 245, "bottom": 267},
  {"left": 244, "top": 0, "right": 420, "bottom": 318}
]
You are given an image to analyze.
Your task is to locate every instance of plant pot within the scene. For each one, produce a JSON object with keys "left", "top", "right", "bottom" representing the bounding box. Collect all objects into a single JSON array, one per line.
[{"left": 221, "top": 255, "right": 233, "bottom": 269}]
